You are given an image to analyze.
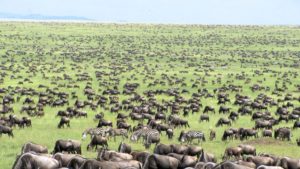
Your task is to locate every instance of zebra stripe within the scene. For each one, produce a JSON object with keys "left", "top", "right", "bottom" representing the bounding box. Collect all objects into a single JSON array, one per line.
[
  {"left": 180, "top": 130, "right": 206, "bottom": 143},
  {"left": 82, "top": 127, "right": 110, "bottom": 139},
  {"left": 130, "top": 127, "right": 159, "bottom": 142}
]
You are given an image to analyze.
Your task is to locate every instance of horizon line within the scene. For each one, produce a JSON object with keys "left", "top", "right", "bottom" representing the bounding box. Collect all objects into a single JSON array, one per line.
[{"left": 0, "top": 18, "right": 299, "bottom": 27}]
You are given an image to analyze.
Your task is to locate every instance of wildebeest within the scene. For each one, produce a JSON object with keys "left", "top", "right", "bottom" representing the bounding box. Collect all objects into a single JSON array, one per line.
[
  {"left": 97, "top": 119, "right": 113, "bottom": 128},
  {"left": 154, "top": 143, "right": 173, "bottom": 155},
  {"left": 53, "top": 153, "right": 78, "bottom": 167},
  {"left": 142, "top": 154, "right": 179, "bottom": 169},
  {"left": 199, "top": 114, "right": 209, "bottom": 122},
  {"left": 52, "top": 139, "right": 81, "bottom": 154},
  {"left": 21, "top": 142, "right": 48, "bottom": 154},
  {"left": 276, "top": 157, "right": 300, "bottom": 169},
  {"left": 12, "top": 152, "right": 59, "bottom": 169},
  {"left": 0, "top": 124, "right": 14, "bottom": 137},
  {"left": 167, "top": 153, "right": 198, "bottom": 169},
  {"left": 97, "top": 148, "right": 133, "bottom": 161},
  {"left": 118, "top": 142, "right": 132, "bottom": 154},
  {"left": 87, "top": 135, "right": 108, "bottom": 151},
  {"left": 274, "top": 127, "right": 291, "bottom": 141},
  {"left": 215, "top": 117, "right": 231, "bottom": 127},
  {"left": 262, "top": 129, "right": 273, "bottom": 137},
  {"left": 203, "top": 106, "right": 215, "bottom": 114},
  {"left": 238, "top": 128, "right": 258, "bottom": 140},
  {"left": 246, "top": 155, "right": 275, "bottom": 168},
  {"left": 238, "top": 144, "right": 256, "bottom": 156},
  {"left": 57, "top": 116, "right": 70, "bottom": 128},
  {"left": 223, "top": 147, "right": 243, "bottom": 160}
]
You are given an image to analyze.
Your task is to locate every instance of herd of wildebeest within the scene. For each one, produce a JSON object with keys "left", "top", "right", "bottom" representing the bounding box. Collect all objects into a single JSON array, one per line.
[{"left": 0, "top": 23, "right": 300, "bottom": 168}]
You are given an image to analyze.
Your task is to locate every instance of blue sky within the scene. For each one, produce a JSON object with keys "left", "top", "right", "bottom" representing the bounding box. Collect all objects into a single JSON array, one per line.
[{"left": 0, "top": 0, "right": 299, "bottom": 24}]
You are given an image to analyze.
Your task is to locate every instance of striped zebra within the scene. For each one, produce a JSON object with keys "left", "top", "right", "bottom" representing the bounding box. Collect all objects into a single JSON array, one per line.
[
  {"left": 107, "top": 128, "right": 128, "bottom": 141},
  {"left": 144, "top": 130, "right": 160, "bottom": 149},
  {"left": 130, "top": 127, "right": 160, "bottom": 148},
  {"left": 178, "top": 130, "right": 206, "bottom": 144},
  {"left": 82, "top": 127, "right": 110, "bottom": 140}
]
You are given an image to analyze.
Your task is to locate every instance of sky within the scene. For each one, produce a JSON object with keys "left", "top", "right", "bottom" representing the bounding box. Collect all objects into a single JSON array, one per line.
[{"left": 0, "top": 0, "right": 300, "bottom": 25}]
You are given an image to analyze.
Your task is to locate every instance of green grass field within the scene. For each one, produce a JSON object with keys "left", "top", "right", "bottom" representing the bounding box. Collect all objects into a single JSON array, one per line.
[{"left": 0, "top": 22, "right": 300, "bottom": 168}]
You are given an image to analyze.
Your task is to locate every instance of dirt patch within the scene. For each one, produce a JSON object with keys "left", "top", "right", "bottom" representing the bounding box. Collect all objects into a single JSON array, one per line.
[{"left": 242, "top": 138, "right": 293, "bottom": 146}]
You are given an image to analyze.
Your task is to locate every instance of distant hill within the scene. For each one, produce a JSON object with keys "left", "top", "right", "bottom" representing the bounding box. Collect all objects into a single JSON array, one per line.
[{"left": 0, "top": 12, "right": 91, "bottom": 21}]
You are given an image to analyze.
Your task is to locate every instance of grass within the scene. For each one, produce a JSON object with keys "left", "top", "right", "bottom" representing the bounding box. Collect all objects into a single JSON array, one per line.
[{"left": 0, "top": 22, "right": 300, "bottom": 168}]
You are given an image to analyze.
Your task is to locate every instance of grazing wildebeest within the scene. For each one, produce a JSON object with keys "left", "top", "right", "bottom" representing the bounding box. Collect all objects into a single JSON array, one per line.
[
  {"left": 97, "top": 119, "right": 113, "bottom": 128},
  {"left": 274, "top": 127, "right": 291, "bottom": 141},
  {"left": 53, "top": 139, "right": 81, "bottom": 154},
  {"left": 199, "top": 114, "right": 209, "bottom": 122},
  {"left": 203, "top": 106, "right": 215, "bottom": 114},
  {"left": 238, "top": 128, "right": 258, "bottom": 140},
  {"left": 21, "top": 142, "right": 48, "bottom": 154},
  {"left": 219, "top": 106, "right": 231, "bottom": 114},
  {"left": 238, "top": 144, "right": 256, "bottom": 156},
  {"left": 87, "top": 135, "right": 108, "bottom": 151},
  {"left": 57, "top": 116, "right": 70, "bottom": 128},
  {"left": 0, "top": 124, "right": 13, "bottom": 137},
  {"left": 262, "top": 129, "right": 273, "bottom": 137},
  {"left": 223, "top": 147, "right": 243, "bottom": 160},
  {"left": 215, "top": 117, "right": 231, "bottom": 127}
]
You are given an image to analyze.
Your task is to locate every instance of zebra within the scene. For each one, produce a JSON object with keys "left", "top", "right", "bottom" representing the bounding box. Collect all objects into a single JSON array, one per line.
[
  {"left": 82, "top": 127, "right": 110, "bottom": 140},
  {"left": 130, "top": 127, "right": 160, "bottom": 148},
  {"left": 107, "top": 128, "right": 128, "bottom": 141},
  {"left": 178, "top": 130, "right": 206, "bottom": 144},
  {"left": 130, "top": 127, "right": 159, "bottom": 143},
  {"left": 144, "top": 130, "right": 160, "bottom": 149},
  {"left": 130, "top": 127, "right": 149, "bottom": 142}
]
